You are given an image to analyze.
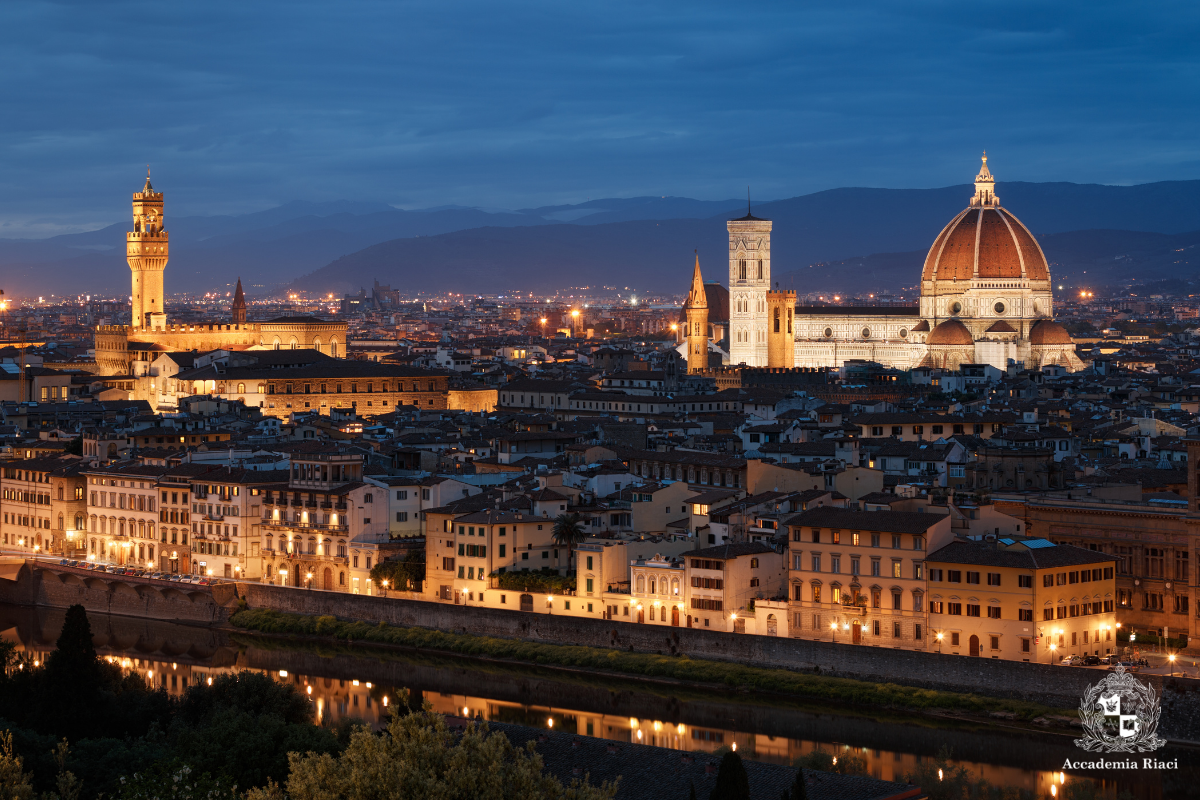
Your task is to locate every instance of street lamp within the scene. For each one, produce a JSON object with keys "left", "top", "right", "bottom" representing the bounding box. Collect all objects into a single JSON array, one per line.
[
  {"left": 278, "top": 567, "right": 288, "bottom": 586},
  {"left": 1169, "top": 654, "right": 1177, "bottom": 677},
  {"left": 936, "top": 631, "right": 944, "bottom": 654},
  {"left": 381, "top": 578, "right": 389, "bottom": 597},
  {"left": 830, "top": 621, "right": 838, "bottom": 643},
  {"left": 306, "top": 571, "right": 313, "bottom": 590}
]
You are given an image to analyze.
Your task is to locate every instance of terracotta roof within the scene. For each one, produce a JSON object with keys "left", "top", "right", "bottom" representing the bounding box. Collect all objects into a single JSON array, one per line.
[
  {"left": 910, "top": 320, "right": 931, "bottom": 332},
  {"left": 785, "top": 507, "right": 947, "bottom": 534},
  {"left": 1029, "top": 319, "right": 1074, "bottom": 346},
  {"left": 922, "top": 208, "right": 1051, "bottom": 283},
  {"left": 927, "top": 319, "right": 974, "bottom": 347},
  {"left": 985, "top": 320, "right": 1017, "bottom": 333}
]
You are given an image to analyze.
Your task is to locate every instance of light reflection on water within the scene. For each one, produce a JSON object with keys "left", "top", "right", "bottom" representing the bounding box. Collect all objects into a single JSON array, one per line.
[{"left": 0, "top": 605, "right": 1168, "bottom": 799}]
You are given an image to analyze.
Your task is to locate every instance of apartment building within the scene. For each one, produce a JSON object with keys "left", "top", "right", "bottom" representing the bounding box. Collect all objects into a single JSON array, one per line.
[
  {"left": 187, "top": 467, "right": 289, "bottom": 580},
  {"left": 925, "top": 538, "right": 1119, "bottom": 662},
  {"left": 367, "top": 475, "right": 479, "bottom": 538},
  {"left": 785, "top": 508, "right": 954, "bottom": 649},
  {"left": 84, "top": 464, "right": 171, "bottom": 568},
  {"left": 685, "top": 542, "right": 786, "bottom": 632},
  {"left": 259, "top": 450, "right": 385, "bottom": 592},
  {"left": 0, "top": 456, "right": 86, "bottom": 556}
]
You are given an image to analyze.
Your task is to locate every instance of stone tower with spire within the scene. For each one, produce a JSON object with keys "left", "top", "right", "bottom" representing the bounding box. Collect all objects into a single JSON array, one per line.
[
  {"left": 128, "top": 170, "right": 168, "bottom": 329},
  {"left": 231, "top": 278, "right": 246, "bottom": 324},
  {"left": 684, "top": 253, "right": 709, "bottom": 373}
]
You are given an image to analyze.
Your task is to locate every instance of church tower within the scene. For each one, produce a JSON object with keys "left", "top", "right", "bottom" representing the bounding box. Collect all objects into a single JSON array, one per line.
[
  {"left": 727, "top": 204, "right": 772, "bottom": 366},
  {"left": 231, "top": 278, "right": 246, "bottom": 324},
  {"left": 684, "top": 253, "right": 709, "bottom": 373},
  {"left": 766, "top": 285, "right": 796, "bottom": 369},
  {"left": 128, "top": 171, "right": 168, "bottom": 329}
]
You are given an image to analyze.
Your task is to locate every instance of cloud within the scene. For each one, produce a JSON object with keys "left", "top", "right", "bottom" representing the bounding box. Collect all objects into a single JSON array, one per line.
[{"left": 0, "top": 0, "right": 1197, "bottom": 235}]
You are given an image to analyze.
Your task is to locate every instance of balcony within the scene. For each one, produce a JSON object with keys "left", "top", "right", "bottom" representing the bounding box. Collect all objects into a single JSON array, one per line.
[{"left": 261, "top": 516, "right": 349, "bottom": 532}]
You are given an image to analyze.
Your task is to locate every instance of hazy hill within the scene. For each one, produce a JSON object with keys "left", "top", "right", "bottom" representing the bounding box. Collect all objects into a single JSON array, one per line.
[{"left": 7, "top": 180, "right": 1200, "bottom": 298}]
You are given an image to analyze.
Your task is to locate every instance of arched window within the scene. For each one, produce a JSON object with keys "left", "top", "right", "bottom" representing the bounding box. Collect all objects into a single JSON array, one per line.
[
  {"left": 331, "top": 340, "right": 338, "bottom": 358},
  {"left": 649, "top": 578, "right": 656, "bottom": 595},
  {"left": 339, "top": 571, "right": 345, "bottom": 586},
  {"left": 322, "top": 537, "right": 332, "bottom": 555},
  {"left": 738, "top": 259, "right": 746, "bottom": 280},
  {"left": 636, "top": 575, "right": 645, "bottom": 594},
  {"left": 74, "top": 514, "right": 83, "bottom": 531},
  {"left": 237, "top": 383, "right": 245, "bottom": 393},
  {"left": 671, "top": 578, "right": 679, "bottom": 596},
  {"left": 773, "top": 308, "right": 780, "bottom": 333},
  {"left": 757, "top": 260, "right": 763, "bottom": 279},
  {"left": 308, "top": 538, "right": 316, "bottom": 555},
  {"left": 57, "top": 513, "right": 63, "bottom": 530}
]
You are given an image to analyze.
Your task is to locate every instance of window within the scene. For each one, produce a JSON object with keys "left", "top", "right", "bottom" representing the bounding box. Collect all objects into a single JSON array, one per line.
[
  {"left": 990, "top": 636, "right": 999, "bottom": 650},
  {"left": 830, "top": 556, "right": 840, "bottom": 574},
  {"left": 1018, "top": 575, "right": 1032, "bottom": 588},
  {"left": 987, "top": 573, "right": 1001, "bottom": 586},
  {"left": 987, "top": 606, "right": 1001, "bottom": 619},
  {"left": 1018, "top": 609, "right": 1033, "bottom": 621},
  {"left": 966, "top": 604, "right": 981, "bottom": 617},
  {"left": 947, "top": 602, "right": 962, "bottom": 615},
  {"left": 951, "top": 633, "right": 960, "bottom": 647},
  {"left": 947, "top": 570, "right": 961, "bottom": 583},
  {"left": 1175, "top": 550, "right": 1189, "bottom": 582},
  {"left": 966, "top": 571, "right": 980, "bottom": 585},
  {"left": 1147, "top": 549, "right": 1164, "bottom": 578},
  {"left": 929, "top": 601, "right": 943, "bottom": 614},
  {"left": 395, "top": 512, "right": 408, "bottom": 522},
  {"left": 396, "top": 490, "right": 408, "bottom": 500},
  {"left": 891, "top": 560, "right": 901, "bottom": 578},
  {"left": 928, "top": 568, "right": 942, "bottom": 582}
]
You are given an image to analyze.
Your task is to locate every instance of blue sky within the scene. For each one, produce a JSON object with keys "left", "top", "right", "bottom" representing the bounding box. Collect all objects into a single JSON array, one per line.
[{"left": 1, "top": 0, "right": 1197, "bottom": 236}]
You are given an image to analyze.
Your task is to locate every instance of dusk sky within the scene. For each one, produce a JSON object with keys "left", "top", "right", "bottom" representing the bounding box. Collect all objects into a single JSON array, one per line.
[{"left": 2, "top": 1, "right": 1197, "bottom": 236}]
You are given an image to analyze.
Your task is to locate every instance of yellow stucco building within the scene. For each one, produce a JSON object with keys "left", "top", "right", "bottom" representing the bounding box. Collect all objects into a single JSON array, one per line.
[{"left": 925, "top": 537, "right": 1118, "bottom": 662}]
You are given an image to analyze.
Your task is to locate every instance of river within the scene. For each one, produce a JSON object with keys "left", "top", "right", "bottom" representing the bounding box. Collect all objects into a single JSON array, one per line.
[{"left": 1, "top": 604, "right": 1193, "bottom": 799}]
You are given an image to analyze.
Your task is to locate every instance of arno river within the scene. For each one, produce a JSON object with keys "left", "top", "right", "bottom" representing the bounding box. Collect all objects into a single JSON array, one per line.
[{"left": 2, "top": 604, "right": 1194, "bottom": 799}]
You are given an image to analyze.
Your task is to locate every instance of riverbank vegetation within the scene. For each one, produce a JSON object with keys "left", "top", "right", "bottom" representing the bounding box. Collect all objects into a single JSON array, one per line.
[
  {"left": 0, "top": 605, "right": 621, "bottom": 799},
  {"left": 229, "top": 608, "right": 1064, "bottom": 720}
]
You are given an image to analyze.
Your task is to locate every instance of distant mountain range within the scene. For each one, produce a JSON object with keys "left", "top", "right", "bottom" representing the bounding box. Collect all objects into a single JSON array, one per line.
[{"left": 3, "top": 181, "right": 1200, "bottom": 299}]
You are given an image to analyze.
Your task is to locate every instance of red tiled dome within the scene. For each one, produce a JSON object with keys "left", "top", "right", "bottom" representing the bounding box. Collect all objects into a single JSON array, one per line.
[
  {"left": 927, "top": 319, "right": 974, "bottom": 346},
  {"left": 922, "top": 208, "right": 1050, "bottom": 283},
  {"left": 1029, "top": 319, "right": 1074, "bottom": 345}
]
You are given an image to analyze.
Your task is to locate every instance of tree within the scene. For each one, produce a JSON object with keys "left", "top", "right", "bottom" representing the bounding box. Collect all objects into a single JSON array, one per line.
[
  {"left": 709, "top": 751, "right": 749, "bottom": 800},
  {"left": 0, "top": 731, "right": 34, "bottom": 800},
  {"left": 551, "top": 513, "right": 587, "bottom": 568},
  {"left": 370, "top": 549, "right": 426, "bottom": 592},
  {"left": 246, "top": 709, "right": 617, "bottom": 800},
  {"left": 787, "top": 768, "right": 807, "bottom": 800}
]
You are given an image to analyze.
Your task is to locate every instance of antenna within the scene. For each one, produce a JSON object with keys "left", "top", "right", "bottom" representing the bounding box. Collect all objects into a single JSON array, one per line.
[{"left": 747, "top": 186, "right": 751, "bottom": 216}]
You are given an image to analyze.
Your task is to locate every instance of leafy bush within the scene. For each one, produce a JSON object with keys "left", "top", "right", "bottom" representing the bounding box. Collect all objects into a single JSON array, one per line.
[{"left": 491, "top": 568, "right": 576, "bottom": 594}]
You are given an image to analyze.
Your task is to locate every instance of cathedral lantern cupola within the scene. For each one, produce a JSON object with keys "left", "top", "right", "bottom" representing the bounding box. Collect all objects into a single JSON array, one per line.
[{"left": 128, "top": 169, "right": 169, "bottom": 329}]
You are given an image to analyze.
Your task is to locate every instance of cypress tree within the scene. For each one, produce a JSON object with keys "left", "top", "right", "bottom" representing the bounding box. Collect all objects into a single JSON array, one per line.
[
  {"left": 789, "top": 768, "right": 808, "bottom": 800},
  {"left": 709, "top": 751, "right": 750, "bottom": 800}
]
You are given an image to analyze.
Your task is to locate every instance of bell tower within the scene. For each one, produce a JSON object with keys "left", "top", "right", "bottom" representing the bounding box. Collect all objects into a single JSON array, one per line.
[
  {"left": 766, "top": 285, "right": 796, "bottom": 369},
  {"left": 727, "top": 203, "right": 772, "bottom": 367},
  {"left": 684, "top": 253, "right": 709, "bottom": 373},
  {"left": 128, "top": 170, "right": 168, "bottom": 329}
]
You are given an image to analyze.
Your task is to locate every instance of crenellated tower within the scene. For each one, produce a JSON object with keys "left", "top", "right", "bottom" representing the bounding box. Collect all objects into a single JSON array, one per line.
[
  {"left": 128, "top": 171, "right": 168, "bottom": 329},
  {"left": 684, "top": 252, "right": 709, "bottom": 373},
  {"left": 766, "top": 285, "right": 796, "bottom": 368}
]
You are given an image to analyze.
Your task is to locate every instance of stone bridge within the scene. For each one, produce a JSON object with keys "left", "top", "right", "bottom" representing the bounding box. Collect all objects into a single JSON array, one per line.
[{"left": 0, "top": 559, "right": 237, "bottom": 624}]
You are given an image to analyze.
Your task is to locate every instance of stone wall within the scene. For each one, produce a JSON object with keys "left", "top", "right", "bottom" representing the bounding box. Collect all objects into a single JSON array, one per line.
[
  {"left": 236, "top": 581, "right": 1200, "bottom": 742},
  {"left": 0, "top": 562, "right": 232, "bottom": 624}
]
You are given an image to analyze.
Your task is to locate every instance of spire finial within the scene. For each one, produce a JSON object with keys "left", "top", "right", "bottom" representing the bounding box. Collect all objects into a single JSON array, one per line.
[{"left": 971, "top": 151, "right": 998, "bottom": 208}]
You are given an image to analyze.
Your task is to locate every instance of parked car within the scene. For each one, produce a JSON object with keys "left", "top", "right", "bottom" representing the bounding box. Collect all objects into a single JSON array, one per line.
[
  {"left": 1082, "top": 655, "right": 1101, "bottom": 666},
  {"left": 67, "top": 560, "right": 79, "bottom": 568},
  {"left": 1059, "top": 655, "right": 1083, "bottom": 666},
  {"left": 149, "top": 572, "right": 163, "bottom": 580}
]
